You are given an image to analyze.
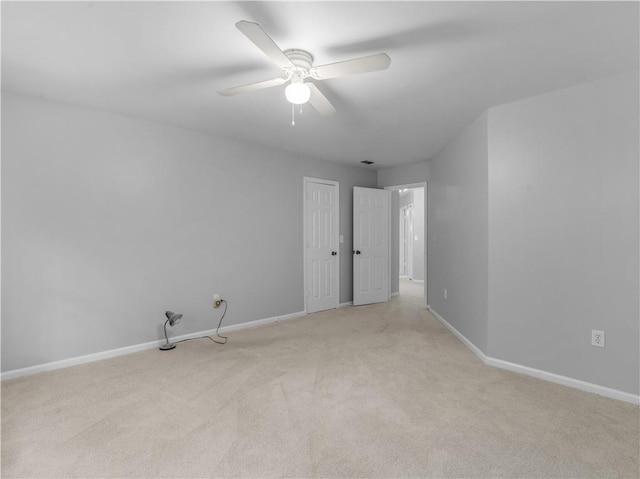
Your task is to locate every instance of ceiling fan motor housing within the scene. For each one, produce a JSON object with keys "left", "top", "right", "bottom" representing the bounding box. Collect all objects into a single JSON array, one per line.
[{"left": 284, "top": 49, "right": 314, "bottom": 70}]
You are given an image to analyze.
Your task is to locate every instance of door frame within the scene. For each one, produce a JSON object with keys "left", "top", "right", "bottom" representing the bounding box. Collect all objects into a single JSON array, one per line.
[
  {"left": 303, "top": 177, "right": 340, "bottom": 314},
  {"left": 385, "top": 182, "right": 428, "bottom": 307}
]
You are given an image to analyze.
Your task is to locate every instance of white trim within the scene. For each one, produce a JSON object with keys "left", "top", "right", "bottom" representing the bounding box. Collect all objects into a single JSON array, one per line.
[
  {"left": 428, "top": 307, "right": 487, "bottom": 362},
  {"left": 391, "top": 292, "right": 400, "bottom": 297},
  {"left": 484, "top": 356, "right": 640, "bottom": 405},
  {"left": 1, "top": 310, "right": 306, "bottom": 381},
  {"left": 385, "top": 181, "right": 426, "bottom": 190},
  {"left": 427, "top": 306, "right": 640, "bottom": 405},
  {"left": 339, "top": 301, "right": 353, "bottom": 308},
  {"left": 217, "top": 310, "right": 306, "bottom": 333},
  {"left": 1, "top": 340, "right": 164, "bottom": 381},
  {"left": 411, "top": 279, "right": 425, "bottom": 284}
]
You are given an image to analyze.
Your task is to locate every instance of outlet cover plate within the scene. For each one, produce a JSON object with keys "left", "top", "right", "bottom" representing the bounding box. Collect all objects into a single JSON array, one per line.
[{"left": 591, "top": 330, "right": 605, "bottom": 348}]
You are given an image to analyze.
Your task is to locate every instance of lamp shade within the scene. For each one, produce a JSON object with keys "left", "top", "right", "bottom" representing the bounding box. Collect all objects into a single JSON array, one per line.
[
  {"left": 285, "top": 82, "right": 311, "bottom": 104},
  {"left": 165, "top": 311, "right": 182, "bottom": 326}
]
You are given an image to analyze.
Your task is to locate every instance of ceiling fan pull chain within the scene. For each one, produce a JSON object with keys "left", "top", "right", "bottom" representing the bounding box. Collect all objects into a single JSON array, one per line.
[{"left": 291, "top": 103, "right": 295, "bottom": 126}]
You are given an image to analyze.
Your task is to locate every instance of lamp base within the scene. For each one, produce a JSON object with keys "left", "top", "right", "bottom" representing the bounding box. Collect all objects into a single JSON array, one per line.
[{"left": 159, "top": 343, "right": 176, "bottom": 351}]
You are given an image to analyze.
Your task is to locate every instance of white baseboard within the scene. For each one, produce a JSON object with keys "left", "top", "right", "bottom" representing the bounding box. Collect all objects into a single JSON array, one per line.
[
  {"left": 1, "top": 339, "right": 165, "bottom": 381},
  {"left": 391, "top": 292, "right": 400, "bottom": 297},
  {"left": 484, "top": 356, "right": 639, "bottom": 405},
  {"left": 218, "top": 310, "right": 306, "bottom": 333},
  {"left": 1, "top": 310, "right": 306, "bottom": 381},
  {"left": 339, "top": 302, "right": 353, "bottom": 308},
  {"left": 8, "top": 305, "right": 639, "bottom": 406},
  {"left": 427, "top": 306, "right": 640, "bottom": 406},
  {"left": 427, "top": 307, "right": 487, "bottom": 363}
]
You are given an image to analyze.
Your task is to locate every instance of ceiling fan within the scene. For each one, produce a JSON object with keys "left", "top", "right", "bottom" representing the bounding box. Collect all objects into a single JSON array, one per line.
[{"left": 217, "top": 20, "right": 391, "bottom": 116}]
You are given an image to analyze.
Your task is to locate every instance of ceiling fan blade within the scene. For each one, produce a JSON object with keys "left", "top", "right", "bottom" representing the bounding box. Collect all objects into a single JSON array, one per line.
[
  {"left": 308, "top": 83, "right": 336, "bottom": 116},
  {"left": 312, "top": 53, "right": 391, "bottom": 80},
  {"left": 235, "top": 20, "right": 294, "bottom": 70},
  {"left": 217, "top": 77, "right": 286, "bottom": 96}
]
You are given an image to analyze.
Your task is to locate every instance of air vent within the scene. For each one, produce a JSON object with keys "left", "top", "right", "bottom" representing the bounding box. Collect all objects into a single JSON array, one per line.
[{"left": 360, "top": 160, "right": 374, "bottom": 165}]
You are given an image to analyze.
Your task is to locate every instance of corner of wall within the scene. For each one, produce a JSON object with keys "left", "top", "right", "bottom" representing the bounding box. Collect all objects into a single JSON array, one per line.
[{"left": 427, "top": 109, "right": 489, "bottom": 354}]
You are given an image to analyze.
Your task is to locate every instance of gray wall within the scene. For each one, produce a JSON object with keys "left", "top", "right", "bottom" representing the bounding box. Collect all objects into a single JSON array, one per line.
[
  {"left": 428, "top": 112, "right": 489, "bottom": 353},
  {"left": 487, "top": 71, "right": 639, "bottom": 394},
  {"left": 1, "top": 92, "right": 376, "bottom": 372},
  {"left": 378, "top": 161, "right": 429, "bottom": 188},
  {"left": 425, "top": 70, "right": 639, "bottom": 395}
]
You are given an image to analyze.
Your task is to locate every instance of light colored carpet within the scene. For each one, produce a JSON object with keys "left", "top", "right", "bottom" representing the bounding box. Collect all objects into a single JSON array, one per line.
[
  {"left": 2, "top": 294, "right": 638, "bottom": 478},
  {"left": 399, "top": 276, "right": 424, "bottom": 298}
]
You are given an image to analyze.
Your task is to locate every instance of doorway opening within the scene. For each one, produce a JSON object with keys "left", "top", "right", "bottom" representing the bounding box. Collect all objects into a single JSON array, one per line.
[{"left": 385, "top": 183, "right": 427, "bottom": 305}]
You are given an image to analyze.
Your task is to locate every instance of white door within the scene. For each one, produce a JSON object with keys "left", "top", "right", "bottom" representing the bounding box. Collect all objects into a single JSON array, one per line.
[
  {"left": 353, "top": 187, "right": 390, "bottom": 306},
  {"left": 304, "top": 178, "right": 339, "bottom": 313}
]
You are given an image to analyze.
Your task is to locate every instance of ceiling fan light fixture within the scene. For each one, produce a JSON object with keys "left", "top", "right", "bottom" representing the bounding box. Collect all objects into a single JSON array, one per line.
[
  {"left": 285, "top": 81, "right": 311, "bottom": 105},
  {"left": 219, "top": 20, "right": 391, "bottom": 117}
]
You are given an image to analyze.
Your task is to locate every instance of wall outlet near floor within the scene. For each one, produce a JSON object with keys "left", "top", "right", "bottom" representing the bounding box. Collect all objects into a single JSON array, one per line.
[
  {"left": 591, "top": 330, "right": 605, "bottom": 348},
  {"left": 444, "top": 288, "right": 447, "bottom": 300}
]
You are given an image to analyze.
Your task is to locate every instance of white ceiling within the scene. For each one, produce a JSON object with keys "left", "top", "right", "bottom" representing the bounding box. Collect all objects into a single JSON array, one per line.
[{"left": 2, "top": 1, "right": 638, "bottom": 169}]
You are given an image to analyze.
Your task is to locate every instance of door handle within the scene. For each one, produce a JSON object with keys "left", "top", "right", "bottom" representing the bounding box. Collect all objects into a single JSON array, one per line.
[
  {"left": 331, "top": 251, "right": 337, "bottom": 256},
  {"left": 355, "top": 250, "right": 361, "bottom": 255}
]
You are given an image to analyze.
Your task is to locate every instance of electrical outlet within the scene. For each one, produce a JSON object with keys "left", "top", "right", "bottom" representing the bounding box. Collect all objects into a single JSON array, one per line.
[
  {"left": 444, "top": 288, "right": 447, "bottom": 300},
  {"left": 591, "top": 330, "right": 605, "bottom": 348},
  {"left": 213, "top": 294, "right": 222, "bottom": 308}
]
